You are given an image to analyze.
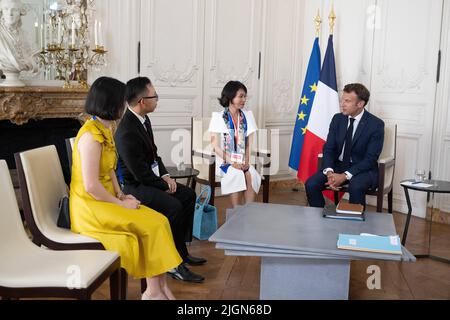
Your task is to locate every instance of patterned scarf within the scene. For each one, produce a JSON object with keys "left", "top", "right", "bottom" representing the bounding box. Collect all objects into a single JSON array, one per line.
[{"left": 220, "top": 108, "right": 248, "bottom": 172}]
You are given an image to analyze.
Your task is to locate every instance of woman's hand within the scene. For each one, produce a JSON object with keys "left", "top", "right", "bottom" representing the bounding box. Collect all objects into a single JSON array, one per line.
[
  {"left": 124, "top": 194, "right": 138, "bottom": 201},
  {"left": 242, "top": 163, "right": 250, "bottom": 171},
  {"left": 232, "top": 163, "right": 243, "bottom": 170},
  {"left": 120, "top": 198, "right": 141, "bottom": 210}
]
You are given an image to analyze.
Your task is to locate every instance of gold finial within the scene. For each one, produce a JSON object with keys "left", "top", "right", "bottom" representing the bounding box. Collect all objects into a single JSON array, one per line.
[
  {"left": 329, "top": 3, "right": 336, "bottom": 35},
  {"left": 314, "top": 9, "right": 322, "bottom": 37}
]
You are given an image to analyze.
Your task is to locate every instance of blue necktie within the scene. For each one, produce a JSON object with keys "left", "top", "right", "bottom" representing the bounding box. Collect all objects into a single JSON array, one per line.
[{"left": 342, "top": 118, "right": 356, "bottom": 166}]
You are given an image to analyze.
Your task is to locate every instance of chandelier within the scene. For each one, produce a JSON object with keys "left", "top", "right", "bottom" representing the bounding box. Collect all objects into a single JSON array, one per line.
[{"left": 37, "top": 0, "right": 107, "bottom": 89}]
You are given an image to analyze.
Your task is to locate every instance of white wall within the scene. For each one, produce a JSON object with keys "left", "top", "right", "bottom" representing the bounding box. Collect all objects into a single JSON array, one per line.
[{"left": 92, "top": 0, "right": 450, "bottom": 216}]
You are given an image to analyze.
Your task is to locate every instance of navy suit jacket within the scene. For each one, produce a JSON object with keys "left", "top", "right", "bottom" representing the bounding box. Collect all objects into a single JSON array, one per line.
[{"left": 322, "top": 110, "right": 385, "bottom": 179}]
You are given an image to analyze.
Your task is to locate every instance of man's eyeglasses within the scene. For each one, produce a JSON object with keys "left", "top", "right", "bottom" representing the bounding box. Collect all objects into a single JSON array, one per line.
[{"left": 140, "top": 94, "right": 159, "bottom": 102}]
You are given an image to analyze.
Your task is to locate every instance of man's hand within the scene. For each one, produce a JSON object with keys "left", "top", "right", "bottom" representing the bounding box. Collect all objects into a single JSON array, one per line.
[
  {"left": 162, "top": 175, "right": 177, "bottom": 194},
  {"left": 326, "top": 173, "right": 347, "bottom": 191}
]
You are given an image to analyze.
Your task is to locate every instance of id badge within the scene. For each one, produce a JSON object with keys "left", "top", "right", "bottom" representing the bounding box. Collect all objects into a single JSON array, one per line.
[
  {"left": 151, "top": 161, "right": 160, "bottom": 177},
  {"left": 231, "top": 153, "right": 244, "bottom": 164}
]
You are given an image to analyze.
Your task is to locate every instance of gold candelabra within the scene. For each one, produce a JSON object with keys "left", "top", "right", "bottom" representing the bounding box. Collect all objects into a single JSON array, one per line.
[{"left": 38, "top": 0, "right": 107, "bottom": 89}]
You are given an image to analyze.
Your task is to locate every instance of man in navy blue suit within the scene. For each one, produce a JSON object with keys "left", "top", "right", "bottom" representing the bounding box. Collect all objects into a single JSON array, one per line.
[{"left": 305, "top": 83, "right": 385, "bottom": 208}]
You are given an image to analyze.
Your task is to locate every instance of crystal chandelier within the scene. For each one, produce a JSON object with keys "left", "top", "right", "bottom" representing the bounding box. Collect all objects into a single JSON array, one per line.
[{"left": 37, "top": 0, "right": 107, "bottom": 89}]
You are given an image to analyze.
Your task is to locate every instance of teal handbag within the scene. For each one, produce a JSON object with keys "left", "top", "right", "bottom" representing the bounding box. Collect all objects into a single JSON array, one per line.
[{"left": 193, "top": 186, "right": 218, "bottom": 240}]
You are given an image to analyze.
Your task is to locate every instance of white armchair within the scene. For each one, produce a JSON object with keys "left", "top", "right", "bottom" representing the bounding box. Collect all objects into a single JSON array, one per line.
[
  {"left": 0, "top": 160, "right": 120, "bottom": 300},
  {"left": 318, "top": 124, "right": 397, "bottom": 213},
  {"left": 191, "top": 117, "right": 271, "bottom": 205},
  {"left": 14, "top": 145, "right": 146, "bottom": 299}
]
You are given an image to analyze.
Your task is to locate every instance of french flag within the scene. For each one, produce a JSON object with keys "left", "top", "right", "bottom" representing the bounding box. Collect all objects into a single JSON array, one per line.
[{"left": 298, "top": 35, "right": 340, "bottom": 199}]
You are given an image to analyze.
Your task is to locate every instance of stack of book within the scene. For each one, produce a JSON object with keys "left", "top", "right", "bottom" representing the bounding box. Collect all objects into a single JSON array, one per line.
[{"left": 323, "top": 202, "right": 365, "bottom": 221}]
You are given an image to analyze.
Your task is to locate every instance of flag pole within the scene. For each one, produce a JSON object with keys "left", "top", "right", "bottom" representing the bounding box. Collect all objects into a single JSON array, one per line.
[
  {"left": 329, "top": 2, "right": 336, "bottom": 35},
  {"left": 315, "top": 9, "right": 322, "bottom": 37}
]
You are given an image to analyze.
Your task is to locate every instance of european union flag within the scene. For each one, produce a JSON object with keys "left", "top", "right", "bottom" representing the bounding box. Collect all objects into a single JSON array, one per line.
[{"left": 289, "top": 38, "right": 321, "bottom": 171}]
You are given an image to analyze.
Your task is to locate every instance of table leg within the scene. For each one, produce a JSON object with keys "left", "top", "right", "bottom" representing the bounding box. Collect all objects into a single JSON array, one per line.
[
  {"left": 415, "top": 192, "right": 450, "bottom": 264},
  {"left": 402, "top": 186, "right": 413, "bottom": 246},
  {"left": 260, "top": 257, "right": 350, "bottom": 300},
  {"left": 403, "top": 189, "right": 450, "bottom": 264}
]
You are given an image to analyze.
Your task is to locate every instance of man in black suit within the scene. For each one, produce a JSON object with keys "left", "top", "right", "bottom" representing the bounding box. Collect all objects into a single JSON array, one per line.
[
  {"left": 305, "top": 83, "right": 385, "bottom": 208},
  {"left": 115, "top": 77, "right": 206, "bottom": 283}
]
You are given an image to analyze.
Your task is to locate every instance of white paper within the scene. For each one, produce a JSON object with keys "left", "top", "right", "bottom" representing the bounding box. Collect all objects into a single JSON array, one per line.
[
  {"left": 401, "top": 181, "right": 433, "bottom": 188},
  {"left": 390, "top": 236, "right": 399, "bottom": 246}
]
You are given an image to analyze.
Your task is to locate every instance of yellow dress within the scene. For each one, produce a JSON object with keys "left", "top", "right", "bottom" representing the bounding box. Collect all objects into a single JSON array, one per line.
[{"left": 69, "top": 119, "right": 182, "bottom": 279}]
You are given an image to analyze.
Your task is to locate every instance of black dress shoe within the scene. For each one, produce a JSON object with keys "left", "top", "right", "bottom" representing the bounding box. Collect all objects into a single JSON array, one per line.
[
  {"left": 184, "top": 254, "right": 207, "bottom": 266},
  {"left": 169, "top": 264, "right": 205, "bottom": 283}
]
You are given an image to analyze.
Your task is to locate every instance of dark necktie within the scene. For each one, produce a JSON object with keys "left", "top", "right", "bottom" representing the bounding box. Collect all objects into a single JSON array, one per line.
[
  {"left": 342, "top": 118, "right": 356, "bottom": 166},
  {"left": 144, "top": 116, "right": 157, "bottom": 158}
]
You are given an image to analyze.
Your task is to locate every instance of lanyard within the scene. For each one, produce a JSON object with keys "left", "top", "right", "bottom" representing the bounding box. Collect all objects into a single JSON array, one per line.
[{"left": 228, "top": 112, "right": 240, "bottom": 152}]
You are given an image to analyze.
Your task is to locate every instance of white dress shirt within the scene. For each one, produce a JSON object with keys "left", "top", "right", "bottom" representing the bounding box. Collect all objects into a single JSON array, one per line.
[
  {"left": 324, "top": 109, "right": 365, "bottom": 180},
  {"left": 127, "top": 107, "right": 169, "bottom": 178}
]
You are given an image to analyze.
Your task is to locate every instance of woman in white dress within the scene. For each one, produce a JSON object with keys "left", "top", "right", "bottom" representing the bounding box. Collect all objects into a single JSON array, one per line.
[{"left": 209, "top": 81, "right": 261, "bottom": 208}]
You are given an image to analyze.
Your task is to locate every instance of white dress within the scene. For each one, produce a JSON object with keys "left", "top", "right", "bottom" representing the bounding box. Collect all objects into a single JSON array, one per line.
[{"left": 208, "top": 110, "right": 262, "bottom": 196}]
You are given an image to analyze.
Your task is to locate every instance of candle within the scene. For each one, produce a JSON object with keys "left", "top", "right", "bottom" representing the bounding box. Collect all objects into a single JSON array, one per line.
[
  {"left": 40, "top": 24, "right": 44, "bottom": 50},
  {"left": 98, "top": 21, "right": 103, "bottom": 47},
  {"left": 34, "top": 20, "right": 39, "bottom": 47},
  {"left": 94, "top": 20, "right": 98, "bottom": 46},
  {"left": 49, "top": 22, "right": 53, "bottom": 45},
  {"left": 71, "top": 18, "right": 76, "bottom": 46},
  {"left": 57, "top": 19, "right": 61, "bottom": 44}
]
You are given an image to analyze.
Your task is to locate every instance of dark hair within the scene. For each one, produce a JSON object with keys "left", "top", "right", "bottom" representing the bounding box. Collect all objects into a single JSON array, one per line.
[
  {"left": 126, "top": 77, "right": 152, "bottom": 107},
  {"left": 218, "top": 81, "right": 248, "bottom": 108},
  {"left": 343, "top": 83, "right": 370, "bottom": 107},
  {"left": 85, "top": 77, "right": 126, "bottom": 120}
]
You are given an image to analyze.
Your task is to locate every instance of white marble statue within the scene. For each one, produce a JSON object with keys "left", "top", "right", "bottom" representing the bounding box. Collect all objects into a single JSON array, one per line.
[{"left": 0, "top": 0, "right": 39, "bottom": 87}]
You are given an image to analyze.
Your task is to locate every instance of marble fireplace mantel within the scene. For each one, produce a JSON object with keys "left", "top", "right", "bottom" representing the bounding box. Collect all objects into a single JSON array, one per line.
[{"left": 0, "top": 86, "right": 89, "bottom": 125}]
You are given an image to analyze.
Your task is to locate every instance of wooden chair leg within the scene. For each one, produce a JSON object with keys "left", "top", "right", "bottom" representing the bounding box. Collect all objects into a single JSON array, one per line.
[
  {"left": 109, "top": 268, "right": 120, "bottom": 300},
  {"left": 376, "top": 193, "right": 383, "bottom": 213},
  {"left": 388, "top": 189, "right": 393, "bottom": 214},
  {"left": 79, "top": 291, "right": 91, "bottom": 300},
  {"left": 140, "top": 278, "right": 147, "bottom": 294},
  {"left": 209, "top": 186, "right": 215, "bottom": 206},
  {"left": 120, "top": 268, "right": 128, "bottom": 300},
  {"left": 263, "top": 175, "right": 270, "bottom": 203}
]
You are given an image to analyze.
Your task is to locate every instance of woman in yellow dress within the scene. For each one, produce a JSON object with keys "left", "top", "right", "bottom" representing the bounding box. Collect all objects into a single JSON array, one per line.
[{"left": 69, "top": 77, "right": 182, "bottom": 300}]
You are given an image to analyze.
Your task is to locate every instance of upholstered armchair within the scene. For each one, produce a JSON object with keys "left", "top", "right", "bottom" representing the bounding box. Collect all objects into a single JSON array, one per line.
[
  {"left": 15, "top": 145, "right": 145, "bottom": 299},
  {"left": 191, "top": 117, "right": 271, "bottom": 205},
  {"left": 0, "top": 160, "right": 121, "bottom": 300},
  {"left": 317, "top": 124, "right": 397, "bottom": 213}
]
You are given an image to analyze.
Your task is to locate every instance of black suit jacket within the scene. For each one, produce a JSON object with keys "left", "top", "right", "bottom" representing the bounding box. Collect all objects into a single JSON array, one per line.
[
  {"left": 322, "top": 110, "right": 385, "bottom": 178},
  {"left": 115, "top": 109, "right": 169, "bottom": 191}
]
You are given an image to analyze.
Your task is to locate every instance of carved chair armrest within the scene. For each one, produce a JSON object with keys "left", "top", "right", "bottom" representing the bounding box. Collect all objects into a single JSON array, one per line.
[
  {"left": 378, "top": 156, "right": 395, "bottom": 168},
  {"left": 192, "top": 149, "right": 216, "bottom": 164}
]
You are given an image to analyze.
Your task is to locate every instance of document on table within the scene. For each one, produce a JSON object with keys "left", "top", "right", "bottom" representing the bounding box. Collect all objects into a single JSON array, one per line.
[
  {"left": 337, "top": 234, "right": 402, "bottom": 255},
  {"left": 401, "top": 181, "right": 433, "bottom": 188}
]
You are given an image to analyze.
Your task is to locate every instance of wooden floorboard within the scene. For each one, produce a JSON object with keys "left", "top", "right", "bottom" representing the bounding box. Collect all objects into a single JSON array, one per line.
[{"left": 87, "top": 187, "right": 450, "bottom": 300}]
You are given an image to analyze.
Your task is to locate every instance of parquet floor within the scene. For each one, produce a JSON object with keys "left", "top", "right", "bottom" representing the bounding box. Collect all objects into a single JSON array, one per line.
[{"left": 91, "top": 187, "right": 450, "bottom": 300}]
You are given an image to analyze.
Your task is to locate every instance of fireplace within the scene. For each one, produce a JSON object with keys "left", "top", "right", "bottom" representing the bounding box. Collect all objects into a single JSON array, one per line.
[
  {"left": 0, "top": 118, "right": 82, "bottom": 182},
  {"left": 0, "top": 86, "right": 89, "bottom": 208}
]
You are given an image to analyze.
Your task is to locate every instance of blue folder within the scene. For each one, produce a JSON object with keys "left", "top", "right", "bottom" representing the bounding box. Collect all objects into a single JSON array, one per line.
[{"left": 337, "top": 234, "right": 402, "bottom": 255}]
